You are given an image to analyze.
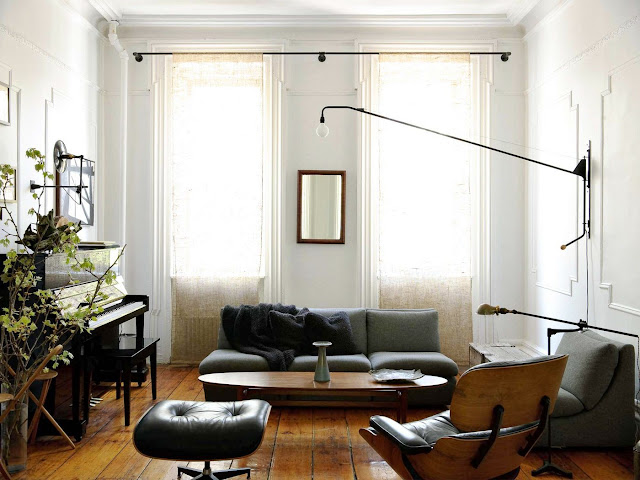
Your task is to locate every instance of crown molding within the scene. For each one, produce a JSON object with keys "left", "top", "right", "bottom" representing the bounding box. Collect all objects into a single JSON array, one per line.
[
  {"left": 507, "top": 0, "right": 541, "bottom": 25},
  {"left": 117, "top": 13, "right": 514, "bottom": 28},
  {"left": 55, "top": 0, "right": 109, "bottom": 41},
  {"left": 87, "top": 0, "right": 121, "bottom": 21}
]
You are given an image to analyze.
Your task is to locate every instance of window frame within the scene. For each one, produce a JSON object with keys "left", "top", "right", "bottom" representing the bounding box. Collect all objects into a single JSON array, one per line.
[
  {"left": 356, "top": 42, "right": 494, "bottom": 344},
  {"left": 150, "top": 42, "right": 284, "bottom": 361}
]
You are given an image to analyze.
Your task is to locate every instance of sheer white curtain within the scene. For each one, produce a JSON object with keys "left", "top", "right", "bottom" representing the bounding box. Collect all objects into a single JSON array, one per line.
[
  {"left": 170, "top": 53, "right": 264, "bottom": 363},
  {"left": 376, "top": 53, "right": 472, "bottom": 364}
]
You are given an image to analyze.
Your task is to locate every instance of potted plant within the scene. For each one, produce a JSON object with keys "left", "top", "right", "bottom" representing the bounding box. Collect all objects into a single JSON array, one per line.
[{"left": 0, "top": 149, "right": 121, "bottom": 471}]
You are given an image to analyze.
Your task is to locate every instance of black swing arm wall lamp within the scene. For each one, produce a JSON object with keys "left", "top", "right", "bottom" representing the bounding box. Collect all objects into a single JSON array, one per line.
[
  {"left": 316, "top": 105, "right": 591, "bottom": 250},
  {"left": 30, "top": 140, "right": 90, "bottom": 199},
  {"left": 476, "top": 304, "right": 639, "bottom": 340}
]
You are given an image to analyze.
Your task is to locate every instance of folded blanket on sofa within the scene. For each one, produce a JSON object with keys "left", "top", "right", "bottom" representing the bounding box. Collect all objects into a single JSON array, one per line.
[{"left": 222, "top": 303, "right": 299, "bottom": 371}]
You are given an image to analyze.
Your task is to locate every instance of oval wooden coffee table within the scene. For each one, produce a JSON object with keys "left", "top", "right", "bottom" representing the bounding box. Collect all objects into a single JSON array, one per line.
[{"left": 199, "top": 371, "right": 448, "bottom": 423}]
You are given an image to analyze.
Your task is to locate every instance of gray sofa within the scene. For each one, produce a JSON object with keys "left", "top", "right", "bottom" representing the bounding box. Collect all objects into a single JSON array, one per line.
[
  {"left": 199, "top": 308, "right": 459, "bottom": 406},
  {"left": 538, "top": 329, "right": 635, "bottom": 448}
]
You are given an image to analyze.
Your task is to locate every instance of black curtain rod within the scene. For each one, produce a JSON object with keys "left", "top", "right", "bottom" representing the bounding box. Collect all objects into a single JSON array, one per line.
[{"left": 132, "top": 51, "right": 511, "bottom": 62}]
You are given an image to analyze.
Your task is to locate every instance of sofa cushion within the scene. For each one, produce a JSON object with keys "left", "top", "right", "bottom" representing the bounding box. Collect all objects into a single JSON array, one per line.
[
  {"left": 551, "top": 388, "right": 585, "bottom": 418},
  {"left": 199, "top": 349, "right": 269, "bottom": 374},
  {"left": 368, "top": 351, "right": 458, "bottom": 378},
  {"left": 288, "top": 354, "right": 372, "bottom": 372},
  {"left": 556, "top": 330, "right": 619, "bottom": 410},
  {"left": 367, "top": 309, "right": 440, "bottom": 353},
  {"left": 309, "top": 308, "right": 367, "bottom": 354}
]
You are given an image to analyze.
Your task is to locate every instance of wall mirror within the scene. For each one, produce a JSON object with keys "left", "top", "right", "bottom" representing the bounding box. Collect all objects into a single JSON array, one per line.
[{"left": 297, "top": 170, "right": 346, "bottom": 244}]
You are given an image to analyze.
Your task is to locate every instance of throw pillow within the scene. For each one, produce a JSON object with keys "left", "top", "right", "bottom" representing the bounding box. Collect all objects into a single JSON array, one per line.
[
  {"left": 269, "top": 309, "right": 308, "bottom": 355},
  {"left": 302, "top": 310, "right": 358, "bottom": 356}
]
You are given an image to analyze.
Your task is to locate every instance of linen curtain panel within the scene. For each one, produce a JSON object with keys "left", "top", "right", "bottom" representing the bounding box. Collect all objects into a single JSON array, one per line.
[
  {"left": 377, "top": 53, "right": 472, "bottom": 364},
  {"left": 170, "top": 53, "right": 264, "bottom": 363}
]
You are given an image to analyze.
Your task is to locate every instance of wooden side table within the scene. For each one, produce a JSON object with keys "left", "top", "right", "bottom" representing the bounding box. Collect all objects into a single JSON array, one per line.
[
  {"left": 469, "top": 342, "right": 536, "bottom": 367},
  {"left": 98, "top": 336, "right": 159, "bottom": 426}
]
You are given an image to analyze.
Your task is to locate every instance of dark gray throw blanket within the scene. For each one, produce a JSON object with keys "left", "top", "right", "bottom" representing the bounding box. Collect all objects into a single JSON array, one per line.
[{"left": 222, "top": 303, "right": 299, "bottom": 371}]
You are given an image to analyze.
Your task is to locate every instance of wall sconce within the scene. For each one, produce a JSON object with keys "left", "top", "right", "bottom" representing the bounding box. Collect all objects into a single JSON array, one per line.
[{"left": 30, "top": 140, "right": 89, "bottom": 201}]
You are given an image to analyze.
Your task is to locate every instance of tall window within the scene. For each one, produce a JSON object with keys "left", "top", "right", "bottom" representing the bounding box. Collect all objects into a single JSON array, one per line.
[
  {"left": 170, "top": 53, "right": 265, "bottom": 363},
  {"left": 376, "top": 53, "right": 472, "bottom": 364}
]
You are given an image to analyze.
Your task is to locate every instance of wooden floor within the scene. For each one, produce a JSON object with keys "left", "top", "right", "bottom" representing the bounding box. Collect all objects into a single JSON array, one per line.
[{"left": 15, "top": 365, "right": 633, "bottom": 480}]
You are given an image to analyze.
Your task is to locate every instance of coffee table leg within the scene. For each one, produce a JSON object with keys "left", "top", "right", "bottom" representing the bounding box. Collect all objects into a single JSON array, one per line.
[{"left": 397, "top": 390, "right": 408, "bottom": 423}]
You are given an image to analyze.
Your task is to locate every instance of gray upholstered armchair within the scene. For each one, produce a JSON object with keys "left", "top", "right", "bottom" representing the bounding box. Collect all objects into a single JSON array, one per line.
[{"left": 539, "top": 329, "right": 636, "bottom": 447}]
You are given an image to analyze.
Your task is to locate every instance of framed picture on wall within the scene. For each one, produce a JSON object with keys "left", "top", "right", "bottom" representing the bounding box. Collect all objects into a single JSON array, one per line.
[
  {"left": 0, "top": 81, "right": 9, "bottom": 126},
  {"left": 56, "top": 157, "right": 95, "bottom": 225},
  {"left": 2, "top": 169, "right": 17, "bottom": 203}
]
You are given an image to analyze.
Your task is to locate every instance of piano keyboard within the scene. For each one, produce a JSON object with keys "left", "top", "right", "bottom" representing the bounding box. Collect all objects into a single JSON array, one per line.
[{"left": 90, "top": 301, "right": 146, "bottom": 328}]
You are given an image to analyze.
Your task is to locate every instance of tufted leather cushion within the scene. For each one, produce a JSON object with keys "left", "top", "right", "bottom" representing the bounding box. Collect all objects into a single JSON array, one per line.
[
  {"left": 133, "top": 400, "right": 271, "bottom": 461},
  {"left": 370, "top": 410, "right": 538, "bottom": 454},
  {"left": 400, "top": 410, "right": 460, "bottom": 445}
]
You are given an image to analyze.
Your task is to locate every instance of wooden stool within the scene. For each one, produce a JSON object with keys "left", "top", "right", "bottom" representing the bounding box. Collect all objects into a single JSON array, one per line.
[
  {"left": 0, "top": 393, "right": 14, "bottom": 480},
  {"left": 27, "top": 371, "right": 75, "bottom": 449}
]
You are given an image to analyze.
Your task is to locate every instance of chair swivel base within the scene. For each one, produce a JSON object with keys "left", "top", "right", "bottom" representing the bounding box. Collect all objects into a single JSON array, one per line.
[{"left": 177, "top": 462, "right": 250, "bottom": 480}]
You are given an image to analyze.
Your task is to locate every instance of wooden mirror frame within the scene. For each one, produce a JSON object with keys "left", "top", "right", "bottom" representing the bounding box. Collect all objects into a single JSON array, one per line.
[{"left": 297, "top": 170, "right": 346, "bottom": 244}]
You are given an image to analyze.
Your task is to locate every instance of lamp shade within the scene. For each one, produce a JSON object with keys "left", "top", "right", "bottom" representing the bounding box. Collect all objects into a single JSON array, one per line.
[{"left": 476, "top": 304, "right": 499, "bottom": 315}]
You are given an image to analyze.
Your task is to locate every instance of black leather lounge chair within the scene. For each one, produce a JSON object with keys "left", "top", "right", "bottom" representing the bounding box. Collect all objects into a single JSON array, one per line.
[{"left": 360, "top": 355, "right": 568, "bottom": 480}]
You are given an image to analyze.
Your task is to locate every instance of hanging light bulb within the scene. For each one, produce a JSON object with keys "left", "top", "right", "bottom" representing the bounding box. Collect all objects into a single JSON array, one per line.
[{"left": 316, "top": 117, "right": 329, "bottom": 138}]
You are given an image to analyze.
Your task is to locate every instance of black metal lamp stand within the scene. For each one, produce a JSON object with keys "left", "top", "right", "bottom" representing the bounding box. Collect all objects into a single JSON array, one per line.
[{"left": 530, "top": 327, "right": 581, "bottom": 478}]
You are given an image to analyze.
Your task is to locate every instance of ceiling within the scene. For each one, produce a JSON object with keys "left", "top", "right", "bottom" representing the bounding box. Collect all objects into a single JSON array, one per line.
[
  {"left": 105, "top": 0, "right": 518, "bottom": 16},
  {"left": 88, "top": 0, "right": 540, "bottom": 25}
]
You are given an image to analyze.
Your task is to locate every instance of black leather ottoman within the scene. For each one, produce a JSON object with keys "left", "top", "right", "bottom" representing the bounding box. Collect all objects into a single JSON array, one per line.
[{"left": 133, "top": 399, "right": 271, "bottom": 480}]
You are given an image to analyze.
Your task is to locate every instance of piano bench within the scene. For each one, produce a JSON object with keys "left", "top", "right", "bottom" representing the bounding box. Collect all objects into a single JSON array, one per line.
[{"left": 98, "top": 336, "right": 159, "bottom": 426}]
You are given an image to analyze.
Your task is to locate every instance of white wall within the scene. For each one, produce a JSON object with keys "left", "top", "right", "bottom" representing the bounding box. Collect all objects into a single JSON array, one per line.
[
  {"left": 523, "top": 0, "right": 640, "bottom": 353},
  {"left": 0, "top": 0, "right": 103, "bottom": 240},
  {"left": 104, "top": 25, "right": 528, "bottom": 362}
]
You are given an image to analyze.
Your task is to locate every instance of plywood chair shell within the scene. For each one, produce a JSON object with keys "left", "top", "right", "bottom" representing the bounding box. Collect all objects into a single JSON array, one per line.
[
  {"left": 359, "top": 355, "right": 569, "bottom": 480},
  {"left": 450, "top": 356, "right": 568, "bottom": 432},
  {"left": 359, "top": 427, "right": 414, "bottom": 480}
]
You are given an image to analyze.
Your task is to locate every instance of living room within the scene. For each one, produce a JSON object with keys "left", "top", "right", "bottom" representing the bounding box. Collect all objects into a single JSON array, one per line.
[{"left": 0, "top": 0, "right": 638, "bottom": 478}]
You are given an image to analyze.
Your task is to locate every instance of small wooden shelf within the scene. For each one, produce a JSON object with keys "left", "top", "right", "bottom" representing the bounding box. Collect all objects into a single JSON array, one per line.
[{"left": 469, "top": 342, "right": 537, "bottom": 367}]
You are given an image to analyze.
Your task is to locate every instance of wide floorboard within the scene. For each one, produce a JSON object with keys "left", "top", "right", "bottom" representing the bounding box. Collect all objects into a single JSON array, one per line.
[{"left": 14, "top": 365, "right": 633, "bottom": 480}]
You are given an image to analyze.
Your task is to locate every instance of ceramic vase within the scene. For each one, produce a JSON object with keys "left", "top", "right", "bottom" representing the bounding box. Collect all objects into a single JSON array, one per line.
[{"left": 313, "top": 341, "right": 332, "bottom": 382}]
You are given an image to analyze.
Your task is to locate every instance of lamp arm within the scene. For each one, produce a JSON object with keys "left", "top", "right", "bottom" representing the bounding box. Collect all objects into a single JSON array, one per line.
[
  {"left": 508, "top": 310, "right": 638, "bottom": 339},
  {"left": 320, "top": 106, "right": 585, "bottom": 179}
]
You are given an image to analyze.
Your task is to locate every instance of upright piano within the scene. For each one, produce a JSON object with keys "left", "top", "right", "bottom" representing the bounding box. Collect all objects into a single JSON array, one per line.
[{"left": 18, "top": 245, "right": 149, "bottom": 440}]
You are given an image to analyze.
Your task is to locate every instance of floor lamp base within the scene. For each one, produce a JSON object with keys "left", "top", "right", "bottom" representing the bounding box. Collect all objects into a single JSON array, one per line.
[{"left": 531, "top": 460, "right": 573, "bottom": 478}]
